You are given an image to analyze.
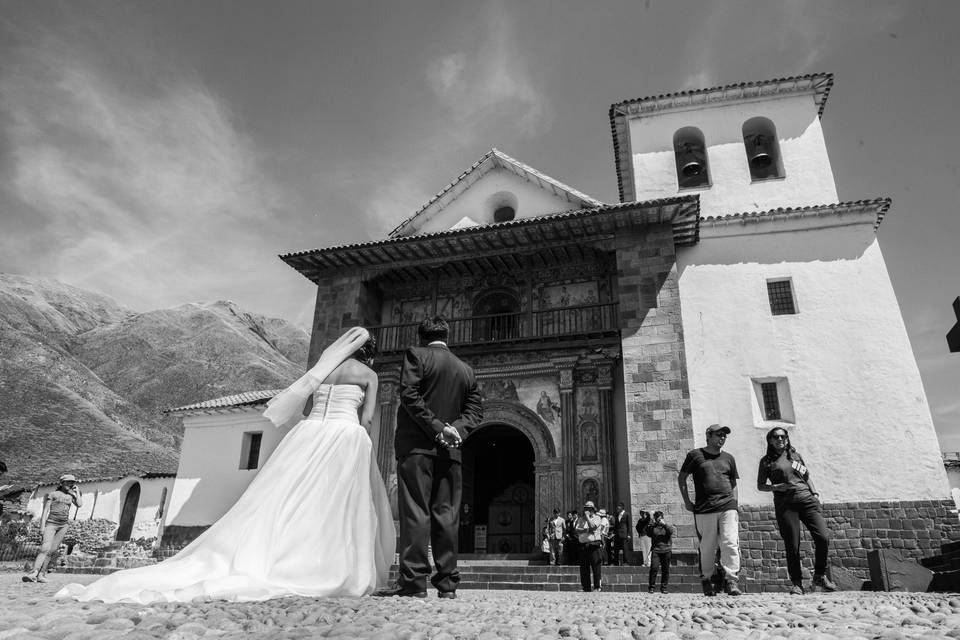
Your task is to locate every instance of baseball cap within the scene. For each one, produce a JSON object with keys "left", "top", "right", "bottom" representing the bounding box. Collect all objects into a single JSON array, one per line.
[
  {"left": 705, "top": 424, "right": 731, "bottom": 436},
  {"left": 59, "top": 474, "right": 78, "bottom": 483},
  {"left": 583, "top": 501, "right": 596, "bottom": 511}
]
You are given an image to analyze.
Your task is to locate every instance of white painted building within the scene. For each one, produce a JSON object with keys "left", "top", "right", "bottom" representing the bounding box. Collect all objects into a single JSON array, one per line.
[
  {"left": 26, "top": 473, "right": 175, "bottom": 542},
  {"left": 608, "top": 75, "right": 948, "bottom": 506},
  {"left": 163, "top": 75, "right": 958, "bottom": 577}
]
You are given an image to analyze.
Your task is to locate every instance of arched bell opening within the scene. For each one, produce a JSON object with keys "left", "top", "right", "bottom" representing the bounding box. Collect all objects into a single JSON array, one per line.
[
  {"left": 673, "top": 126, "right": 711, "bottom": 189},
  {"left": 742, "top": 116, "right": 785, "bottom": 181}
]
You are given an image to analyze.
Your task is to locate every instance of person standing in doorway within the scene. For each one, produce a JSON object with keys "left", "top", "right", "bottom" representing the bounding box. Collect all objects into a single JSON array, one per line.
[
  {"left": 23, "top": 474, "right": 82, "bottom": 583},
  {"left": 678, "top": 424, "right": 742, "bottom": 596}
]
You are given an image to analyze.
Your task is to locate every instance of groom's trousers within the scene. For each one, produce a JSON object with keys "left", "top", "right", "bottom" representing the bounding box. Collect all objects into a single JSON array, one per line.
[{"left": 397, "top": 453, "right": 461, "bottom": 593}]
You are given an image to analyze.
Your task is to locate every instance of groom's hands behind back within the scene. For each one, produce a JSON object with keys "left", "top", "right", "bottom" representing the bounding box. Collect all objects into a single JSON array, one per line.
[{"left": 438, "top": 424, "right": 462, "bottom": 449}]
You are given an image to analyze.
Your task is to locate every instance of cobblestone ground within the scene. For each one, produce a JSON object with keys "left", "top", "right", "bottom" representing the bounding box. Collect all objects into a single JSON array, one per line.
[{"left": 1, "top": 573, "right": 958, "bottom": 640}]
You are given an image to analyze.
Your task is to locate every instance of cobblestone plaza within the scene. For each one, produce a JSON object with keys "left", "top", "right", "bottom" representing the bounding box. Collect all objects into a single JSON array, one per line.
[{"left": 2, "top": 573, "right": 959, "bottom": 640}]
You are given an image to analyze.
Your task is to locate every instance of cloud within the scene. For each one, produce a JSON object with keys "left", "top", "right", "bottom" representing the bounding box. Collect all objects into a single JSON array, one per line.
[
  {"left": 0, "top": 15, "right": 297, "bottom": 316},
  {"left": 360, "top": 2, "right": 554, "bottom": 233},
  {"left": 424, "top": 2, "right": 552, "bottom": 139}
]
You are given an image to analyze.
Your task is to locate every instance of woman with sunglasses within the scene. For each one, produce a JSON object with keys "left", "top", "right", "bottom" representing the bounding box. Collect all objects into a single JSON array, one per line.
[{"left": 757, "top": 428, "right": 837, "bottom": 594}]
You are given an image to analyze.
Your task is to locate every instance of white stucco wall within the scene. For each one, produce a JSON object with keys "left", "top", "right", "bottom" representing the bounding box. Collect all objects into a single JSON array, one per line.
[
  {"left": 166, "top": 410, "right": 289, "bottom": 527},
  {"left": 676, "top": 213, "right": 949, "bottom": 505},
  {"left": 413, "top": 167, "right": 591, "bottom": 235},
  {"left": 627, "top": 94, "right": 838, "bottom": 215},
  {"left": 26, "top": 475, "right": 174, "bottom": 540}
]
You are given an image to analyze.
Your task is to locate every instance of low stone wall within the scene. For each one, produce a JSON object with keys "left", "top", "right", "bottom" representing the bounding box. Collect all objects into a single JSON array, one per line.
[{"left": 739, "top": 498, "right": 960, "bottom": 591}]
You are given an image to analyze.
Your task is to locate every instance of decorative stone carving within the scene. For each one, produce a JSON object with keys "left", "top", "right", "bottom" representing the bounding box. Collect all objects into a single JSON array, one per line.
[{"left": 476, "top": 400, "right": 558, "bottom": 459}]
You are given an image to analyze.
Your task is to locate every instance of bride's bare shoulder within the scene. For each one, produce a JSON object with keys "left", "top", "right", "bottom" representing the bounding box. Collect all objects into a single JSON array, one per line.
[{"left": 324, "top": 359, "right": 376, "bottom": 386}]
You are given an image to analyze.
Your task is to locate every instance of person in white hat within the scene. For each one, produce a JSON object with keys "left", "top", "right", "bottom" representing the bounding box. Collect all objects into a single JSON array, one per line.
[
  {"left": 574, "top": 501, "right": 604, "bottom": 592},
  {"left": 23, "top": 474, "right": 82, "bottom": 583}
]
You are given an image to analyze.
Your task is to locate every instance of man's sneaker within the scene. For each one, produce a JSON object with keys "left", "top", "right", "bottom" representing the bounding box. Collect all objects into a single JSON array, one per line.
[
  {"left": 812, "top": 574, "right": 837, "bottom": 592},
  {"left": 724, "top": 579, "right": 741, "bottom": 596},
  {"left": 789, "top": 583, "right": 804, "bottom": 595},
  {"left": 648, "top": 586, "right": 656, "bottom": 594},
  {"left": 660, "top": 585, "right": 668, "bottom": 594},
  {"left": 35, "top": 574, "right": 48, "bottom": 583},
  {"left": 21, "top": 573, "right": 36, "bottom": 583},
  {"left": 701, "top": 579, "right": 716, "bottom": 596}
]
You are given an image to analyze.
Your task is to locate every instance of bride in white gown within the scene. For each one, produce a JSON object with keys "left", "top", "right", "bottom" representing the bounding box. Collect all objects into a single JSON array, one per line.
[{"left": 57, "top": 327, "right": 396, "bottom": 603}]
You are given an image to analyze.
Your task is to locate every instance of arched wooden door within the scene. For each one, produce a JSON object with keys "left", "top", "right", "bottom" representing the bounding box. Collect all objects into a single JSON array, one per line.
[{"left": 115, "top": 482, "right": 141, "bottom": 541}]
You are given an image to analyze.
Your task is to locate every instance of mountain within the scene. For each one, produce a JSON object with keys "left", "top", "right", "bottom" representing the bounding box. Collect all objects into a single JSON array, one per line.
[{"left": 0, "top": 274, "right": 310, "bottom": 487}]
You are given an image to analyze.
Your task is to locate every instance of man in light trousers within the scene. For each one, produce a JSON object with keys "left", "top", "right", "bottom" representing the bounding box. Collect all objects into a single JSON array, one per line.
[{"left": 678, "top": 424, "right": 741, "bottom": 596}]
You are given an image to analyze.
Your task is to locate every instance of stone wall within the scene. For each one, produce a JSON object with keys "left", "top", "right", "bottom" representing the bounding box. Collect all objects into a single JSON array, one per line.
[
  {"left": 615, "top": 223, "right": 695, "bottom": 548},
  {"left": 738, "top": 499, "right": 960, "bottom": 591},
  {"left": 307, "top": 270, "right": 373, "bottom": 366}
]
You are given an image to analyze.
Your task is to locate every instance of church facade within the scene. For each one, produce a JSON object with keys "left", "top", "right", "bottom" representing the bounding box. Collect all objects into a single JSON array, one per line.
[{"left": 165, "top": 74, "right": 957, "bottom": 586}]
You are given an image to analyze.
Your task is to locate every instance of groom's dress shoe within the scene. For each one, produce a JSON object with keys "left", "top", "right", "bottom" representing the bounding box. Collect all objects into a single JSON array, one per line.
[
  {"left": 437, "top": 591, "right": 457, "bottom": 599},
  {"left": 374, "top": 587, "right": 427, "bottom": 598}
]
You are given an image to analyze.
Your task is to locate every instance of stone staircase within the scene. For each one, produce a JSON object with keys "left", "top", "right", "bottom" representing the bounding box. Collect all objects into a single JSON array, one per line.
[{"left": 387, "top": 553, "right": 706, "bottom": 593}]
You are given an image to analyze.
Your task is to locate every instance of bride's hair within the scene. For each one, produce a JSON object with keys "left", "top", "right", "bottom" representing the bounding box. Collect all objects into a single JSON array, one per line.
[{"left": 353, "top": 333, "right": 377, "bottom": 363}]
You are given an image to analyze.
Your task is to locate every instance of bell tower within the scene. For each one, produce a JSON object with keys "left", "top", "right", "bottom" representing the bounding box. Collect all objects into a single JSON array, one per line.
[{"left": 610, "top": 73, "right": 838, "bottom": 215}]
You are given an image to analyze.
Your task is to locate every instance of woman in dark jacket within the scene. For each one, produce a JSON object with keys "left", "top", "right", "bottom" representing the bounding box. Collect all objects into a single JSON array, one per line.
[{"left": 757, "top": 427, "right": 837, "bottom": 594}]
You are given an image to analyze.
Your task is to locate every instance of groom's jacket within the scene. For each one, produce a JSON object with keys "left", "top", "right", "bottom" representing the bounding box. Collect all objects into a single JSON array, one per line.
[{"left": 396, "top": 343, "right": 482, "bottom": 462}]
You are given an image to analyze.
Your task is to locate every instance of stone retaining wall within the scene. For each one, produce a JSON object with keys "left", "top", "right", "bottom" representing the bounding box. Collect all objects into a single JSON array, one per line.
[{"left": 739, "top": 498, "right": 960, "bottom": 590}]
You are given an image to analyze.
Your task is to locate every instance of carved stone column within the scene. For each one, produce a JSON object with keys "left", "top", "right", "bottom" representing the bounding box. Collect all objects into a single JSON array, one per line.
[
  {"left": 376, "top": 380, "right": 398, "bottom": 479},
  {"left": 557, "top": 364, "right": 577, "bottom": 509},
  {"left": 596, "top": 362, "right": 616, "bottom": 510}
]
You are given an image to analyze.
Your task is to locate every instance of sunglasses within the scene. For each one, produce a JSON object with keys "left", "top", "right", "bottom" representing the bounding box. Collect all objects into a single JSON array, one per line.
[{"left": 770, "top": 434, "right": 788, "bottom": 440}]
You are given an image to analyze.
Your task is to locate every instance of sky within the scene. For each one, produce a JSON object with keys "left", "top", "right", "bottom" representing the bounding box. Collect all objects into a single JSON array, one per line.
[{"left": 0, "top": 1, "right": 958, "bottom": 449}]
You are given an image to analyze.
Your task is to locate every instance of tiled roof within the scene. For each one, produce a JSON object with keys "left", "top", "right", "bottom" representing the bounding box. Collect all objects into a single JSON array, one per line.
[
  {"left": 282, "top": 195, "right": 699, "bottom": 260},
  {"left": 388, "top": 148, "right": 604, "bottom": 238},
  {"left": 31, "top": 472, "right": 178, "bottom": 489},
  {"left": 165, "top": 389, "right": 283, "bottom": 414},
  {"left": 609, "top": 73, "right": 834, "bottom": 203},
  {"left": 701, "top": 198, "right": 891, "bottom": 230}
]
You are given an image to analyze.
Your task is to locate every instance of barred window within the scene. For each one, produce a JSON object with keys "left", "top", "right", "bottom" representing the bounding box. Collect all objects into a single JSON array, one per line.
[
  {"left": 767, "top": 279, "right": 796, "bottom": 315},
  {"left": 760, "top": 382, "right": 781, "bottom": 420}
]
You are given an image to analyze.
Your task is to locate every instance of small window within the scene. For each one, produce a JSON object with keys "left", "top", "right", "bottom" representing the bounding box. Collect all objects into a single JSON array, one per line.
[
  {"left": 240, "top": 432, "right": 263, "bottom": 470},
  {"left": 760, "top": 382, "right": 781, "bottom": 420},
  {"left": 742, "top": 117, "right": 784, "bottom": 181},
  {"left": 767, "top": 279, "right": 796, "bottom": 315},
  {"left": 673, "top": 127, "right": 710, "bottom": 189},
  {"left": 750, "top": 377, "right": 795, "bottom": 425}
]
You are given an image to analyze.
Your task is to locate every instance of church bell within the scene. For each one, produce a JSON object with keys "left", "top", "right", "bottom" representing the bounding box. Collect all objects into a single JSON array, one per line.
[
  {"left": 748, "top": 134, "right": 774, "bottom": 169},
  {"left": 677, "top": 142, "right": 706, "bottom": 177}
]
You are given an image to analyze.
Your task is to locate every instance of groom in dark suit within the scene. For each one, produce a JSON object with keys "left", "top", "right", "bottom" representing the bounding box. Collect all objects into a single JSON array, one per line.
[{"left": 379, "top": 316, "right": 482, "bottom": 599}]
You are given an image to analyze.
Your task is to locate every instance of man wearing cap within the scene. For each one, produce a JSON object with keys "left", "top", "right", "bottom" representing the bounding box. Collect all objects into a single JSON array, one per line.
[
  {"left": 678, "top": 424, "right": 742, "bottom": 596},
  {"left": 574, "top": 501, "right": 604, "bottom": 592},
  {"left": 23, "top": 474, "right": 82, "bottom": 583}
]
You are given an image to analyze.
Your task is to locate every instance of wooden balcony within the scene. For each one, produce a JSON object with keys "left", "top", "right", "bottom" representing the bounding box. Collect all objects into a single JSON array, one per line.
[{"left": 368, "top": 302, "right": 619, "bottom": 353}]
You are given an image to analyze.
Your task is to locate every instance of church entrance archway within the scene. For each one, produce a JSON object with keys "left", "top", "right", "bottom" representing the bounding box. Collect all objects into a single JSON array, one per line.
[
  {"left": 115, "top": 482, "right": 140, "bottom": 541},
  {"left": 461, "top": 424, "right": 535, "bottom": 554}
]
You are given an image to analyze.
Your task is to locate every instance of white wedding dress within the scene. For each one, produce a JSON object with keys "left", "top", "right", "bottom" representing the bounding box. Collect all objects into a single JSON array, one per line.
[{"left": 57, "top": 384, "right": 396, "bottom": 603}]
